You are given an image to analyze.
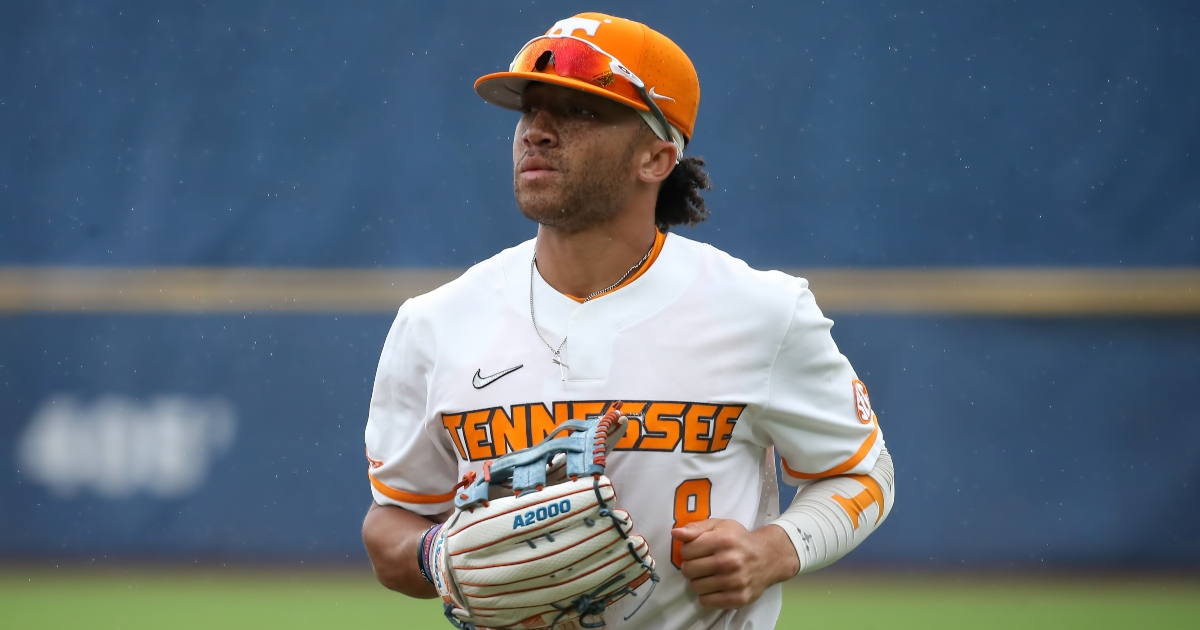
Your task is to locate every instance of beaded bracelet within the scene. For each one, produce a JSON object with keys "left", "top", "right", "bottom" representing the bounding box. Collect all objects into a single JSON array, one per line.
[{"left": 416, "top": 522, "right": 444, "bottom": 585}]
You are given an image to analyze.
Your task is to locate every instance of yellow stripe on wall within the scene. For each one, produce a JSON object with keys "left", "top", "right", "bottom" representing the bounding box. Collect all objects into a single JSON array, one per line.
[
  {"left": 0, "top": 268, "right": 462, "bottom": 314},
  {"left": 802, "top": 268, "right": 1200, "bottom": 315},
  {"left": 1, "top": 267, "right": 1198, "bottom": 315}
]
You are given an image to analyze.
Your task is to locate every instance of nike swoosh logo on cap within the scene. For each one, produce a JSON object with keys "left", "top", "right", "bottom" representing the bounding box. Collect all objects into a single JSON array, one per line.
[
  {"left": 472, "top": 364, "right": 524, "bottom": 389},
  {"left": 648, "top": 86, "right": 675, "bottom": 102}
]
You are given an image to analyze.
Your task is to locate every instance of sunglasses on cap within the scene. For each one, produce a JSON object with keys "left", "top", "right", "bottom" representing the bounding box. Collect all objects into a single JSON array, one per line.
[{"left": 510, "top": 35, "right": 682, "bottom": 156}]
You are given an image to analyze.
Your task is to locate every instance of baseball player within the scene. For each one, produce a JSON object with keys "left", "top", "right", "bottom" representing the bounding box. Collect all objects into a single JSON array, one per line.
[{"left": 362, "top": 12, "right": 895, "bottom": 630}]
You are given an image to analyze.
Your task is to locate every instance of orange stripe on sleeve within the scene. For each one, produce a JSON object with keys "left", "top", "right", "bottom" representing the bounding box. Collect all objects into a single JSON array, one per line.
[
  {"left": 781, "top": 422, "right": 880, "bottom": 480},
  {"left": 369, "top": 472, "right": 456, "bottom": 504}
]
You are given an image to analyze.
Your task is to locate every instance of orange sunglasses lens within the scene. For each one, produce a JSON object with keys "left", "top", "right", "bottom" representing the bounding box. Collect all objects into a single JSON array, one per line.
[
  {"left": 506, "top": 36, "right": 672, "bottom": 139},
  {"left": 512, "top": 38, "right": 615, "bottom": 87}
]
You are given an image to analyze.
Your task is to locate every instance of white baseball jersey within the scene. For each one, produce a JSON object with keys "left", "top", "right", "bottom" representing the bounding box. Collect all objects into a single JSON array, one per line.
[{"left": 365, "top": 231, "right": 884, "bottom": 630}]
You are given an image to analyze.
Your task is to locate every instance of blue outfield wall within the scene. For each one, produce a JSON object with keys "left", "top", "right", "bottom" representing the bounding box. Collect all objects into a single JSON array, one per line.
[
  {"left": 2, "top": 1, "right": 1198, "bottom": 268},
  {"left": 1, "top": 314, "right": 1198, "bottom": 568},
  {"left": 1, "top": 1, "right": 1199, "bottom": 569}
]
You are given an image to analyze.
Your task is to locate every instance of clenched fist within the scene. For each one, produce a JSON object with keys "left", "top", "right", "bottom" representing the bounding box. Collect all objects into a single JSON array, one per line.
[{"left": 670, "top": 519, "right": 800, "bottom": 609}]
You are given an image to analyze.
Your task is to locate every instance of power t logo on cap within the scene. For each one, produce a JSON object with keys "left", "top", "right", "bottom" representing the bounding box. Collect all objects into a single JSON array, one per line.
[
  {"left": 474, "top": 12, "right": 701, "bottom": 147},
  {"left": 548, "top": 16, "right": 603, "bottom": 38}
]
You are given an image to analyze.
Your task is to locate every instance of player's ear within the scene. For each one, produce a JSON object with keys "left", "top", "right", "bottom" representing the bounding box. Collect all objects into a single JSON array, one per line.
[{"left": 636, "top": 137, "right": 677, "bottom": 184}]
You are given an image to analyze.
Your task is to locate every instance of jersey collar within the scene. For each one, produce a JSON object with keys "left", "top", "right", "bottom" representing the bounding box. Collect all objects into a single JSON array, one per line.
[{"left": 502, "top": 231, "right": 701, "bottom": 382}]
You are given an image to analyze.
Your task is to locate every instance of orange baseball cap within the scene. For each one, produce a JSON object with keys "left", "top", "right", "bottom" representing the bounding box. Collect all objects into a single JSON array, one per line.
[{"left": 475, "top": 12, "right": 701, "bottom": 143}]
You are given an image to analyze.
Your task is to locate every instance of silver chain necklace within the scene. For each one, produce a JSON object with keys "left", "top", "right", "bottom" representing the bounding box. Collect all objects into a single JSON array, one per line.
[{"left": 530, "top": 241, "right": 655, "bottom": 380}]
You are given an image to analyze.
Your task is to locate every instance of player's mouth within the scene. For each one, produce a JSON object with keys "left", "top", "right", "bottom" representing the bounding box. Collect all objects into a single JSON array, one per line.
[{"left": 517, "top": 155, "right": 559, "bottom": 181}]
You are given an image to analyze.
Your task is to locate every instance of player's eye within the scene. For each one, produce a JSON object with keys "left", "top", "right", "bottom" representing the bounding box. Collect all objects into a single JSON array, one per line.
[{"left": 568, "top": 106, "right": 594, "bottom": 118}]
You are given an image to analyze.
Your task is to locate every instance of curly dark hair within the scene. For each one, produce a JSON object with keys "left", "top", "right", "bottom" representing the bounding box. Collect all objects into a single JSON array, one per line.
[{"left": 655, "top": 156, "right": 712, "bottom": 231}]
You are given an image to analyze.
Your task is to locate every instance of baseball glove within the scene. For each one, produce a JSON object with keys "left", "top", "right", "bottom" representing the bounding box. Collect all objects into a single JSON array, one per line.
[{"left": 429, "top": 403, "right": 658, "bottom": 630}]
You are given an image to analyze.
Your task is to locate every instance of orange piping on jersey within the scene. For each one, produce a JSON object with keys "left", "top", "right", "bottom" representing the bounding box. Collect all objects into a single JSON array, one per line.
[
  {"left": 781, "top": 420, "right": 880, "bottom": 480},
  {"left": 831, "top": 473, "right": 887, "bottom": 529},
  {"left": 563, "top": 230, "right": 666, "bottom": 303},
  {"left": 369, "top": 472, "right": 456, "bottom": 504},
  {"left": 365, "top": 446, "right": 384, "bottom": 469}
]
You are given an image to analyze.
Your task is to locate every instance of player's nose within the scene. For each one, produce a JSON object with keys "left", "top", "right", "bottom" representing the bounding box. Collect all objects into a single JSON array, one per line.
[{"left": 519, "top": 109, "right": 558, "bottom": 149}]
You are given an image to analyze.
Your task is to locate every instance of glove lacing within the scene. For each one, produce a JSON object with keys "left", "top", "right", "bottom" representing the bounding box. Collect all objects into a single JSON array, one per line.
[
  {"left": 456, "top": 474, "right": 658, "bottom": 630},
  {"left": 543, "top": 474, "right": 659, "bottom": 630}
]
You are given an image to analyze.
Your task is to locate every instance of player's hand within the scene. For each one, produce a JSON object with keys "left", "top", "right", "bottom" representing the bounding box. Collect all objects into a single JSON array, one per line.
[{"left": 670, "top": 519, "right": 800, "bottom": 609}]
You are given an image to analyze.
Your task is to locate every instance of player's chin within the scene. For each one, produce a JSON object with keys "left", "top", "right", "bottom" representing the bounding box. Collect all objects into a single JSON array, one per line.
[
  {"left": 514, "top": 176, "right": 560, "bottom": 200},
  {"left": 515, "top": 192, "right": 569, "bottom": 224}
]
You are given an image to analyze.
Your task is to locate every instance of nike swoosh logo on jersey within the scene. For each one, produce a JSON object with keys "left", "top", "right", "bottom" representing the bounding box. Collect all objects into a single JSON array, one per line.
[{"left": 472, "top": 364, "right": 523, "bottom": 389}]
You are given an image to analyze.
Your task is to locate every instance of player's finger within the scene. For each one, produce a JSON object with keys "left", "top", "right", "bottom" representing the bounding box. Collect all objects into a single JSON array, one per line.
[
  {"left": 698, "top": 588, "right": 756, "bottom": 610},
  {"left": 677, "top": 533, "right": 727, "bottom": 562},
  {"left": 678, "top": 534, "right": 723, "bottom": 562},
  {"left": 678, "top": 555, "right": 721, "bottom": 580},
  {"left": 670, "top": 518, "right": 720, "bottom": 543},
  {"left": 685, "top": 572, "right": 749, "bottom": 598},
  {"left": 677, "top": 522, "right": 738, "bottom": 561}
]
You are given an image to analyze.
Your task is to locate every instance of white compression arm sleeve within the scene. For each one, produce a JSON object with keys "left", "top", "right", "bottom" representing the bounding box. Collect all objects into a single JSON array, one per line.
[{"left": 770, "top": 447, "right": 895, "bottom": 574}]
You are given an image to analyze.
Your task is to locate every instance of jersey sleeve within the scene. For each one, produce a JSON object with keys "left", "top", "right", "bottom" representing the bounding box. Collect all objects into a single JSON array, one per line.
[
  {"left": 752, "top": 278, "right": 885, "bottom": 485},
  {"left": 364, "top": 300, "right": 460, "bottom": 514}
]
